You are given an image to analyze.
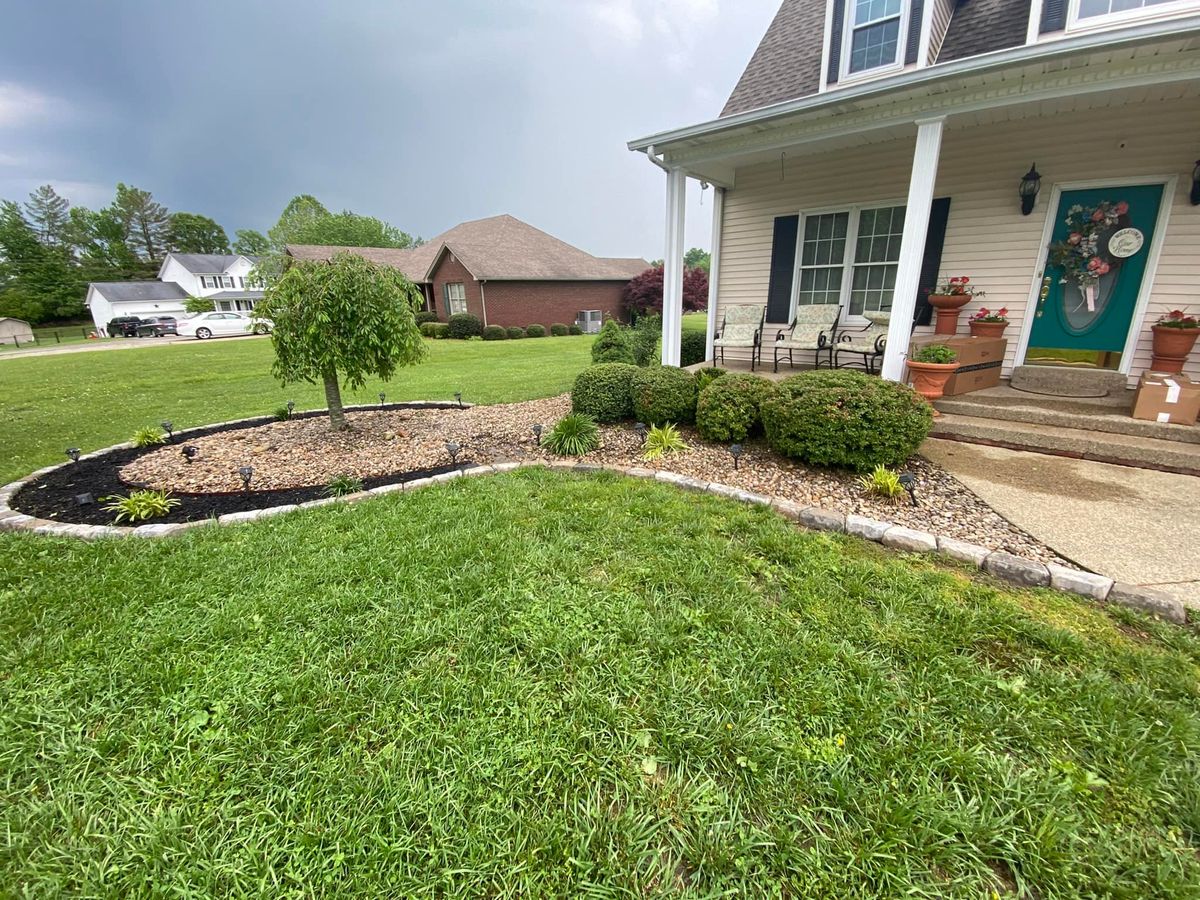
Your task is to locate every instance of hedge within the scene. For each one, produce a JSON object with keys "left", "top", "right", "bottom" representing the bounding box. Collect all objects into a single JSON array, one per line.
[
  {"left": 447, "top": 313, "right": 483, "bottom": 339},
  {"left": 550, "top": 323, "right": 569, "bottom": 336},
  {"left": 526, "top": 324, "right": 546, "bottom": 337},
  {"left": 414, "top": 311, "right": 439, "bottom": 325},
  {"left": 571, "top": 363, "right": 638, "bottom": 423},
  {"left": 680, "top": 330, "right": 707, "bottom": 367},
  {"left": 630, "top": 366, "right": 698, "bottom": 426},
  {"left": 507, "top": 327, "right": 526, "bottom": 339},
  {"left": 568, "top": 324, "right": 584, "bottom": 335},
  {"left": 696, "top": 374, "right": 777, "bottom": 443},
  {"left": 419, "top": 322, "right": 450, "bottom": 339},
  {"left": 482, "top": 325, "right": 507, "bottom": 341}
]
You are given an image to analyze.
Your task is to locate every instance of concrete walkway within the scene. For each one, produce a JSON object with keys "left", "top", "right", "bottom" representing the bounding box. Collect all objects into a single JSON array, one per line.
[{"left": 922, "top": 438, "right": 1200, "bottom": 607}]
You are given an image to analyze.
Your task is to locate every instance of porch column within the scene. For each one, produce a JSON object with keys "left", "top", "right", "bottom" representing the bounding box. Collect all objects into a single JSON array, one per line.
[
  {"left": 705, "top": 186, "right": 725, "bottom": 362},
  {"left": 880, "top": 116, "right": 945, "bottom": 382},
  {"left": 661, "top": 166, "right": 687, "bottom": 366}
]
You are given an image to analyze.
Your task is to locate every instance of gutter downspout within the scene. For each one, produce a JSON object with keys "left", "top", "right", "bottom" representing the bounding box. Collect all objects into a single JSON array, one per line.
[{"left": 479, "top": 280, "right": 489, "bottom": 328}]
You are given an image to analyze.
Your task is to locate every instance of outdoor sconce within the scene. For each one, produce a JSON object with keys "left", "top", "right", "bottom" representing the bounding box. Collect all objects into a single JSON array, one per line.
[
  {"left": 161, "top": 421, "right": 174, "bottom": 441},
  {"left": 182, "top": 445, "right": 199, "bottom": 463},
  {"left": 445, "top": 441, "right": 461, "bottom": 465},
  {"left": 66, "top": 447, "right": 81, "bottom": 463},
  {"left": 454, "top": 391, "right": 464, "bottom": 409},
  {"left": 1191, "top": 160, "right": 1200, "bottom": 206},
  {"left": 379, "top": 392, "right": 386, "bottom": 407},
  {"left": 238, "top": 466, "right": 254, "bottom": 491},
  {"left": 898, "top": 472, "right": 918, "bottom": 507},
  {"left": 532, "top": 423, "right": 543, "bottom": 445},
  {"left": 75, "top": 492, "right": 94, "bottom": 506},
  {"left": 286, "top": 400, "right": 295, "bottom": 417},
  {"left": 1019, "top": 164, "right": 1041, "bottom": 216},
  {"left": 729, "top": 443, "right": 744, "bottom": 470},
  {"left": 634, "top": 422, "right": 648, "bottom": 441}
]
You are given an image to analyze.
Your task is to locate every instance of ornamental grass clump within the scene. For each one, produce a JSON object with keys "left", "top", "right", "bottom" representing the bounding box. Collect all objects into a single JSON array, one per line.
[
  {"left": 324, "top": 474, "right": 364, "bottom": 497},
  {"left": 543, "top": 413, "right": 601, "bottom": 456},
  {"left": 102, "top": 489, "right": 180, "bottom": 524},
  {"left": 641, "top": 423, "right": 688, "bottom": 461},
  {"left": 630, "top": 366, "right": 698, "bottom": 426},
  {"left": 696, "top": 373, "right": 776, "bottom": 442},
  {"left": 571, "top": 363, "right": 637, "bottom": 423},
  {"left": 131, "top": 426, "right": 167, "bottom": 448},
  {"left": 858, "top": 465, "right": 907, "bottom": 504}
]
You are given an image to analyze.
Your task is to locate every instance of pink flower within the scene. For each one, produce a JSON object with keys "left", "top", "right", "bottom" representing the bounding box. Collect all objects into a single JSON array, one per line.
[
  {"left": 1068, "top": 233, "right": 1082, "bottom": 245},
  {"left": 1092, "top": 209, "right": 1105, "bottom": 222},
  {"left": 961, "top": 277, "right": 970, "bottom": 284},
  {"left": 997, "top": 307, "right": 1008, "bottom": 317},
  {"left": 1113, "top": 201, "right": 1129, "bottom": 215}
]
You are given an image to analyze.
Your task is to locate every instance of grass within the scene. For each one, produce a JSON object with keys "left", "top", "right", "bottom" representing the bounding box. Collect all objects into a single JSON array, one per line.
[
  {"left": 1, "top": 469, "right": 1198, "bottom": 896},
  {"left": 682, "top": 312, "right": 707, "bottom": 333},
  {"left": 0, "top": 327, "right": 108, "bottom": 353},
  {"left": 0, "top": 335, "right": 592, "bottom": 484}
]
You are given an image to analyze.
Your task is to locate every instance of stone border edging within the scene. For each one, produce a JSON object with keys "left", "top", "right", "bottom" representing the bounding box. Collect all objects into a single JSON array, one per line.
[{"left": 0, "top": 410, "right": 1186, "bottom": 626}]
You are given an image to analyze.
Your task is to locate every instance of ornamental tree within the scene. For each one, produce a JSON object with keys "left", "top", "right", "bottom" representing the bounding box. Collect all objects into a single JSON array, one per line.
[
  {"left": 257, "top": 252, "right": 426, "bottom": 430},
  {"left": 621, "top": 264, "right": 708, "bottom": 318}
]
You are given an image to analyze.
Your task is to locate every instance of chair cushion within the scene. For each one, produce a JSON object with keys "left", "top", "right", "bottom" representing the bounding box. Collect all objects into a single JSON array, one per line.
[
  {"left": 791, "top": 303, "right": 840, "bottom": 326},
  {"left": 715, "top": 322, "right": 758, "bottom": 346},
  {"left": 722, "top": 305, "right": 764, "bottom": 327},
  {"left": 839, "top": 339, "right": 880, "bottom": 354},
  {"left": 779, "top": 324, "right": 829, "bottom": 349}
]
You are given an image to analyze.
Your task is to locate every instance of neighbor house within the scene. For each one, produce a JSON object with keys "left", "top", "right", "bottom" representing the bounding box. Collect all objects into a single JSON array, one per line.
[
  {"left": 288, "top": 214, "right": 648, "bottom": 332},
  {"left": 86, "top": 253, "right": 262, "bottom": 333},
  {"left": 0, "top": 317, "right": 34, "bottom": 346},
  {"left": 630, "top": 0, "right": 1200, "bottom": 390}
]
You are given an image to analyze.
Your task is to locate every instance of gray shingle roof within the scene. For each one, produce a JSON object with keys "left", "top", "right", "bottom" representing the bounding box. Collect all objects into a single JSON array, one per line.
[
  {"left": 167, "top": 253, "right": 261, "bottom": 274},
  {"left": 208, "top": 290, "right": 266, "bottom": 300},
  {"left": 937, "top": 0, "right": 1030, "bottom": 62},
  {"left": 89, "top": 281, "right": 190, "bottom": 302},
  {"left": 722, "top": 0, "right": 825, "bottom": 117}
]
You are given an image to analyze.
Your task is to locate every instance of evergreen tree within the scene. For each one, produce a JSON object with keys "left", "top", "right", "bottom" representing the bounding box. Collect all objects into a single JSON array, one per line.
[
  {"left": 113, "top": 183, "right": 170, "bottom": 261},
  {"left": 24, "top": 185, "right": 70, "bottom": 246}
]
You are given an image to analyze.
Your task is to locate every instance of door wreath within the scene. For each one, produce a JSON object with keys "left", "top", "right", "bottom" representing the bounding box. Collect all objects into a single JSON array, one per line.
[{"left": 1046, "top": 200, "right": 1132, "bottom": 314}]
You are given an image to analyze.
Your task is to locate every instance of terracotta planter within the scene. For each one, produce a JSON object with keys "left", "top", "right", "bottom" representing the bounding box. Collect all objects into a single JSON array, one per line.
[
  {"left": 969, "top": 320, "right": 1008, "bottom": 339},
  {"left": 906, "top": 360, "right": 958, "bottom": 413},
  {"left": 928, "top": 293, "right": 972, "bottom": 335},
  {"left": 1150, "top": 325, "right": 1199, "bottom": 373}
]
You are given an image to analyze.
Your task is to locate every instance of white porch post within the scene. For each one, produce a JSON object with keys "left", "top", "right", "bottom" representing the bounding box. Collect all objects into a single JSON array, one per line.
[
  {"left": 880, "top": 116, "right": 945, "bottom": 383},
  {"left": 661, "top": 166, "right": 687, "bottom": 366},
  {"left": 705, "top": 186, "right": 725, "bottom": 362}
]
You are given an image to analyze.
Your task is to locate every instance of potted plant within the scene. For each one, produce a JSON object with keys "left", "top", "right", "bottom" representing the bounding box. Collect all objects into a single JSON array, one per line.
[
  {"left": 1150, "top": 309, "right": 1199, "bottom": 373},
  {"left": 927, "top": 276, "right": 984, "bottom": 335},
  {"left": 906, "top": 344, "right": 958, "bottom": 412},
  {"left": 968, "top": 307, "right": 1009, "bottom": 339}
]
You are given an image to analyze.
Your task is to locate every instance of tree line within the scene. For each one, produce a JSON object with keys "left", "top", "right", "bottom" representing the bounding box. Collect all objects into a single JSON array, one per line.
[{"left": 0, "top": 185, "right": 421, "bottom": 325}]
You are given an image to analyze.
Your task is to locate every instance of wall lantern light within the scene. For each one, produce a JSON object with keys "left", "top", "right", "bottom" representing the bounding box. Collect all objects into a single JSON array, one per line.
[
  {"left": 1191, "top": 159, "right": 1200, "bottom": 206},
  {"left": 1019, "top": 164, "right": 1041, "bottom": 216}
]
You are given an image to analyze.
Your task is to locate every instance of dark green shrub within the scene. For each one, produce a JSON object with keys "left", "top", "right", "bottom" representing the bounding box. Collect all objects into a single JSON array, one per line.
[
  {"left": 526, "top": 324, "right": 546, "bottom": 337},
  {"left": 507, "top": 326, "right": 526, "bottom": 340},
  {"left": 694, "top": 367, "right": 727, "bottom": 392},
  {"left": 572, "top": 363, "right": 637, "bottom": 423},
  {"left": 482, "top": 325, "right": 507, "bottom": 341},
  {"left": 419, "top": 322, "right": 439, "bottom": 338},
  {"left": 760, "top": 370, "right": 933, "bottom": 472},
  {"left": 696, "top": 374, "right": 777, "bottom": 442},
  {"left": 550, "top": 323, "right": 569, "bottom": 336},
  {"left": 544, "top": 413, "right": 601, "bottom": 456},
  {"left": 680, "top": 330, "right": 707, "bottom": 367},
  {"left": 630, "top": 315, "right": 660, "bottom": 367},
  {"left": 568, "top": 324, "right": 584, "bottom": 336},
  {"left": 630, "top": 366, "right": 698, "bottom": 426},
  {"left": 415, "top": 311, "right": 439, "bottom": 325},
  {"left": 447, "top": 313, "right": 482, "bottom": 339},
  {"left": 592, "top": 319, "right": 635, "bottom": 364},
  {"left": 433, "top": 323, "right": 450, "bottom": 339}
]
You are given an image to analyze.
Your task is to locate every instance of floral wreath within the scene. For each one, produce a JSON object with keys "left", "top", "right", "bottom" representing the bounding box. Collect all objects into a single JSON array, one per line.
[{"left": 1047, "top": 200, "right": 1128, "bottom": 294}]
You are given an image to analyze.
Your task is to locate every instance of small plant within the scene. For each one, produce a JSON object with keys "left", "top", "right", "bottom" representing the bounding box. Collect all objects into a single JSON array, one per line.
[
  {"left": 325, "top": 474, "right": 364, "bottom": 497},
  {"left": 591, "top": 319, "right": 635, "bottom": 364},
  {"left": 482, "top": 325, "right": 508, "bottom": 341},
  {"left": 568, "top": 324, "right": 584, "bottom": 335},
  {"left": 102, "top": 489, "right": 181, "bottom": 523},
  {"left": 694, "top": 367, "right": 727, "bottom": 392},
  {"left": 526, "top": 324, "right": 546, "bottom": 338},
  {"left": 272, "top": 405, "right": 291, "bottom": 421},
  {"left": 550, "top": 323, "right": 569, "bottom": 336},
  {"left": 507, "top": 326, "right": 526, "bottom": 340},
  {"left": 630, "top": 315, "right": 661, "bottom": 367},
  {"left": 543, "top": 413, "right": 601, "bottom": 456},
  {"left": 447, "top": 313, "right": 483, "bottom": 339},
  {"left": 928, "top": 275, "right": 984, "bottom": 297},
  {"left": 1156, "top": 309, "right": 1199, "bottom": 329},
  {"left": 131, "top": 426, "right": 167, "bottom": 448},
  {"left": 912, "top": 344, "right": 957, "bottom": 364},
  {"left": 642, "top": 423, "right": 688, "bottom": 461},
  {"left": 970, "top": 307, "right": 1008, "bottom": 323},
  {"left": 858, "top": 465, "right": 907, "bottom": 504}
]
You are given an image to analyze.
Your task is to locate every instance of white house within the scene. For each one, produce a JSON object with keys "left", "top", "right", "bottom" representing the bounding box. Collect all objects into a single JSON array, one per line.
[{"left": 86, "top": 253, "right": 263, "bottom": 333}]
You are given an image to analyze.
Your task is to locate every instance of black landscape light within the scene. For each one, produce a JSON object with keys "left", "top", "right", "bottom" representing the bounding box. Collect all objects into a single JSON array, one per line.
[
  {"left": 445, "top": 441, "right": 461, "bottom": 465},
  {"left": 1192, "top": 159, "right": 1200, "bottom": 206},
  {"left": 161, "top": 421, "right": 174, "bottom": 440},
  {"left": 454, "top": 391, "right": 463, "bottom": 409},
  {"left": 286, "top": 400, "right": 295, "bottom": 418},
  {"left": 634, "top": 422, "right": 648, "bottom": 441},
  {"left": 66, "top": 447, "right": 81, "bottom": 463},
  {"left": 532, "top": 423, "right": 543, "bottom": 445},
  {"left": 182, "top": 445, "right": 199, "bottom": 463},
  {"left": 238, "top": 465, "right": 254, "bottom": 491},
  {"left": 730, "top": 443, "right": 744, "bottom": 470},
  {"left": 1019, "top": 164, "right": 1041, "bottom": 216},
  {"left": 75, "top": 492, "right": 94, "bottom": 506},
  {"left": 379, "top": 392, "right": 386, "bottom": 407},
  {"left": 898, "top": 472, "right": 918, "bottom": 507}
]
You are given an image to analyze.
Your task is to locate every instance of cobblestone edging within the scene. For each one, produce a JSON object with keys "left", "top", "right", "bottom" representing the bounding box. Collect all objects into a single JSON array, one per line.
[{"left": 0, "top": 422, "right": 1187, "bottom": 625}]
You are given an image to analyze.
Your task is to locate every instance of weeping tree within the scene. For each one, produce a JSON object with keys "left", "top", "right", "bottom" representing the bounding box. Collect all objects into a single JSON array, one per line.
[{"left": 257, "top": 252, "right": 426, "bottom": 430}]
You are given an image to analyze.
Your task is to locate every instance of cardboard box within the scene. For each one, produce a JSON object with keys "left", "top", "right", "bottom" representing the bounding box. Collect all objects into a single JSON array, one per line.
[
  {"left": 1131, "top": 372, "right": 1200, "bottom": 425},
  {"left": 908, "top": 335, "right": 1007, "bottom": 395}
]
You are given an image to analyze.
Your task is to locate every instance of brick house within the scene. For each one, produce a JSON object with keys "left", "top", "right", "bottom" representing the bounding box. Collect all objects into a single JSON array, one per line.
[{"left": 288, "top": 215, "right": 648, "bottom": 331}]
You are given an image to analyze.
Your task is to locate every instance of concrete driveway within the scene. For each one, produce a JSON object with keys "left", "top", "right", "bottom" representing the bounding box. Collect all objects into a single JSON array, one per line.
[
  {"left": 0, "top": 333, "right": 270, "bottom": 360},
  {"left": 923, "top": 438, "right": 1200, "bottom": 608}
]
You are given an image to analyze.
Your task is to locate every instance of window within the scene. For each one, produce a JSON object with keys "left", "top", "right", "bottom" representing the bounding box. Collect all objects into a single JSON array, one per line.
[
  {"left": 1073, "top": 0, "right": 1190, "bottom": 23},
  {"left": 443, "top": 282, "right": 468, "bottom": 316},
  {"left": 200, "top": 275, "right": 235, "bottom": 289},
  {"left": 793, "top": 204, "right": 906, "bottom": 317},
  {"left": 845, "top": 0, "right": 904, "bottom": 76}
]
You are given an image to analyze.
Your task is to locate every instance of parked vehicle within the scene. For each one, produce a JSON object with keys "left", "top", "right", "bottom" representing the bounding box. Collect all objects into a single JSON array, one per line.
[
  {"left": 106, "top": 316, "right": 143, "bottom": 338},
  {"left": 176, "top": 311, "right": 271, "bottom": 340},
  {"left": 136, "top": 316, "right": 178, "bottom": 337}
]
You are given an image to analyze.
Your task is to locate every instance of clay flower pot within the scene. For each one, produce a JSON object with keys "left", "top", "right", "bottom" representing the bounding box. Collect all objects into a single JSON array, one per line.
[
  {"left": 906, "top": 360, "right": 958, "bottom": 413},
  {"left": 969, "top": 320, "right": 1008, "bottom": 339},
  {"left": 1150, "top": 325, "right": 1199, "bottom": 373},
  {"left": 928, "top": 293, "right": 972, "bottom": 335}
]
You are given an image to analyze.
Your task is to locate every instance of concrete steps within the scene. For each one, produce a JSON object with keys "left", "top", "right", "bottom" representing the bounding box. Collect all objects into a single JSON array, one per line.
[{"left": 1009, "top": 365, "right": 1128, "bottom": 398}]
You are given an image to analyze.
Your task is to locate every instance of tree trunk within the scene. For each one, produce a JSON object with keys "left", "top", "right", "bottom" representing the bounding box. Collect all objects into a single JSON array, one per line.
[{"left": 323, "top": 369, "right": 347, "bottom": 431}]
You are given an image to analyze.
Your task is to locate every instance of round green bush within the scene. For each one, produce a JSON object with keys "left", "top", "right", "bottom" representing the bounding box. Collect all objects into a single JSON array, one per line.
[
  {"left": 526, "top": 324, "right": 546, "bottom": 337},
  {"left": 591, "top": 319, "right": 635, "bottom": 365},
  {"left": 433, "top": 323, "right": 450, "bottom": 339},
  {"left": 568, "top": 324, "right": 584, "bottom": 335},
  {"left": 447, "top": 313, "right": 482, "bottom": 339},
  {"left": 482, "top": 325, "right": 507, "bottom": 341},
  {"left": 680, "top": 330, "right": 707, "bottom": 368},
  {"left": 571, "top": 363, "right": 638, "bottom": 423},
  {"left": 760, "top": 370, "right": 933, "bottom": 472},
  {"left": 550, "top": 323, "right": 569, "bottom": 337},
  {"left": 419, "top": 321, "right": 440, "bottom": 338},
  {"left": 694, "top": 366, "right": 727, "bottom": 393},
  {"left": 630, "top": 366, "right": 699, "bottom": 426},
  {"left": 507, "top": 326, "right": 526, "bottom": 339},
  {"left": 415, "top": 310, "right": 439, "bottom": 325},
  {"left": 696, "top": 374, "right": 777, "bottom": 443}
]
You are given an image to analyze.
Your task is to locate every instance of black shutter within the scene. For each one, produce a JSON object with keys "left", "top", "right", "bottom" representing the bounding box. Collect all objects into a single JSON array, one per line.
[
  {"left": 767, "top": 215, "right": 800, "bottom": 324},
  {"left": 827, "top": 0, "right": 846, "bottom": 85},
  {"left": 905, "top": 0, "right": 925, "bottom": 65},
  {"left": 913, "top": 197, "right": 951, "bottom": 327},
  {"left": 1041, "top": 0, "right": 1067, "bottom": 33}
]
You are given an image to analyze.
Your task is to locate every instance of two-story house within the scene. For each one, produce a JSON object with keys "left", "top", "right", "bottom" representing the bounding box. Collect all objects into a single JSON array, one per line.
[
  {"left": 631, "top": 0, "right": 1200, "bottom": 401},
  {"left": 86, "top": 253, "right": 263, "bottom": 333}
]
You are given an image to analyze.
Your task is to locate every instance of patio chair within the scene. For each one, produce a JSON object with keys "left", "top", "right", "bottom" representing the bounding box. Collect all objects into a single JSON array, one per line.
[
  {"left": 834, "top": 311, "right": 890, "bottom": 374},
  {"left": 773, "top": 303, "right": 841, "bottom": 372},
  {"left": 712, "top": 305, "right": 766, "bottom": 371}
]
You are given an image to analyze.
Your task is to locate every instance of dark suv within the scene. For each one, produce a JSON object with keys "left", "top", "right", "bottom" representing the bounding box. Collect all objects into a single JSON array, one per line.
[
  {"left": 136, "top": 316, "right": 178, "bottom": 337},
  {"left": 106, "top": 316, "right": 143, "bottom": 337}
]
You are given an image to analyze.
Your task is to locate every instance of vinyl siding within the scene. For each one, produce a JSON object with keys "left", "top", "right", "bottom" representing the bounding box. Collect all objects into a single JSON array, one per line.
[
  {"left": 713, "top": 95, "right": 1200, "bottom": 383},
  {"left": 928, "top": 0, "right": 957, "bottom": 61}
]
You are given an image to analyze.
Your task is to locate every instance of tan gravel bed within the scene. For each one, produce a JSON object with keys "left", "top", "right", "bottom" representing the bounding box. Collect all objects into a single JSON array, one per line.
[{"left": 123, "top": 394, "right": 1062, "bottom": 562}]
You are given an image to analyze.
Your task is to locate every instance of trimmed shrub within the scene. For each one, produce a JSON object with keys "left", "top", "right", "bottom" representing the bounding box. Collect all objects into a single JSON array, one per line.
[
  {"left": 591, "top": 319, "right": 635, "bottom": 364},
  {"left": 630, "top": 366, "right": 698, "bottom": 426},
  {"left": 572, "top": 363, "right": 637, "bottom": 423},
  {"left": 507, "top": 326, "right": 526, "bottom": 339},
  {"left": 482, "top": 325, "right": 507, "bottom": 341},
  {"left": 526, "top": 324, "right": 546, "bottom": 337},
  {"left": 415, "top": 311, "right": 439, "bottom": 325},
  {"left": 760, "top": 370, "right": 933, "bottom": 472},
  {"left": 447, "top": 313, "right": 483, "bottom": 339},
  {"left": 550, "top": 323, "right": 569, "bottom": 337},
  {"left": 696, "top": 374, "right": 777, "bottom": 443},
  {"left": 680, "top": 330, "right": 707, "bottom": 367},
  {"left": 694, "top": 366, "right": 727, "bottom": 392},
  {"left": 420, "top": 322, "right": 450, "bottom": 338},
  {"left": 630, "top": 315, "right": 660, "bottom": 367},
  {"left": 568, "top": 324, "right": 584, "bottom": 336}
]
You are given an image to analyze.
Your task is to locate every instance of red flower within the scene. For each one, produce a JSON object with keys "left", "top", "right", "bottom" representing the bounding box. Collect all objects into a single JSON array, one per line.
[
  {"left": 1113, "top": 201, "right": 1129, "bottom": 215},
  {"left": 997, "top": 307, "right": 1008, "bottom": 317},
  {"left": 961, "top": 276, "right": 970, "bottom": 284},
  {"left": 1068, "top": 233, "right": 1082, "bottom": 245},
  {"left": 1091, "top": 209, "right": 1104, "bottom": 222}
]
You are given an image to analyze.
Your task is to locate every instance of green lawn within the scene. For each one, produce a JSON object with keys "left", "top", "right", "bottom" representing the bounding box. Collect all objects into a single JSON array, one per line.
[
  {"left": 0, "top": 336, "right": 593, "bottom": 485},
  {"left": 682, "top": 312, "right": 707, "bottom": 333},
  {"left": 2, "top": 470, "right": 1198, "bottom": 896}
]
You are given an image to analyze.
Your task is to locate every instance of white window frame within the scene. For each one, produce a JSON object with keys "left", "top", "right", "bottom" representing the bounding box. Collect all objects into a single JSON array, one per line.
[
  {"left": 443, "top": 282, "right": 468, "bottom": 316},
  {"left": 1066, "top": 0, "right": 1200, "bottom": 31},
  {"left": 838, "top": 0, "right": 911, "bottom": 84},
  {"left": 790, "top": 199, "right": 907, "bottom": 324}
]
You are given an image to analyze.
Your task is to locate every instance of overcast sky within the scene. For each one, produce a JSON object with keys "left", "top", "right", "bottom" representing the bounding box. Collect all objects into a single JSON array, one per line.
[{"left": 0, "top": 0, "right": 779, "bottom": 259}]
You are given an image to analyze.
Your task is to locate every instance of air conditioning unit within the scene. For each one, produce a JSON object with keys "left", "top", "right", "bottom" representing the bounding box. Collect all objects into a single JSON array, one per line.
[{"left": 576, "top": 310, "right": 602, "bottom": 334}]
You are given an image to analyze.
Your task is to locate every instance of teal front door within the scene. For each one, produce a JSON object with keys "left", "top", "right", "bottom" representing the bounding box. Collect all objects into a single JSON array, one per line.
[{"left": 1025, "top": 184, "right": 1163, "bottom": 370}]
